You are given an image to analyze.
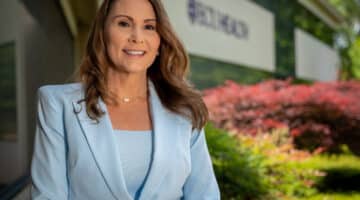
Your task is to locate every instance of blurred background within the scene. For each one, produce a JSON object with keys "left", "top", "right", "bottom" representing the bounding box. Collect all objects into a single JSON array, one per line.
[{"left": 0, "top": 0, "right": 359, "bottom": 199}]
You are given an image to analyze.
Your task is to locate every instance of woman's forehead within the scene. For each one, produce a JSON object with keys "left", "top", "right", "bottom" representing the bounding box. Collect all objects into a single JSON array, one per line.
[{"left": 109, "top": 0, "right": 156, "bottom": 19}]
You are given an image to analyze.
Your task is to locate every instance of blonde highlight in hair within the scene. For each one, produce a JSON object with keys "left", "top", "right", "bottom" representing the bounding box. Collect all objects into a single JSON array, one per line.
[{"left": 76, "top": 0, "right": 208, "bottom": 129}]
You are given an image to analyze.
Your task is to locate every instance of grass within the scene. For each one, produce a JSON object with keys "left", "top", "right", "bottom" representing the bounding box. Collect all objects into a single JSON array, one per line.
[
  {"left": 299, "top": 193, "right": 360, "bottom": 200},
  {"left": 296, "top": 154, "right": 360, "bottom": 170},
  {"left": 294, "top": 153, "right": 360, "bottom": 200}
]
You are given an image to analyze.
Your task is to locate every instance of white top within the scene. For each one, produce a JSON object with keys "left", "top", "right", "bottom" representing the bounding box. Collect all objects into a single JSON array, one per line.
[{"left": 113, "top": 129, "right": 153, "bottom": 200}]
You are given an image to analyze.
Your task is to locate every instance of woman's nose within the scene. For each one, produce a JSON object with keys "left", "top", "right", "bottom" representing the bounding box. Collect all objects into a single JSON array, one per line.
[
  {"left": 128, "top": 37, "right": 144, "bottom": 43},
  {"left": 128, "top": 28, "right": 144, "bottom": 44}
]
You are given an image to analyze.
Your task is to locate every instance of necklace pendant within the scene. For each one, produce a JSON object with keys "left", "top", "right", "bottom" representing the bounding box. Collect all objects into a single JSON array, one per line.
[{"left": 122, "top": 97, "right": 130, "bottom": 103}]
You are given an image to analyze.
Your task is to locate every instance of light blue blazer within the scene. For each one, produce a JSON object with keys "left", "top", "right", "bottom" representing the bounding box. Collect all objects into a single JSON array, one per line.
[{"left": 30, "top": 81, "right": 220, "bottom": 200}]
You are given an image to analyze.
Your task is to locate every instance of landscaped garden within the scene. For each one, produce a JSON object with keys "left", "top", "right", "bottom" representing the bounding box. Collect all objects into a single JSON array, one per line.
[{"left": 203, "top": 79, "right": 360, "bottom": 199}]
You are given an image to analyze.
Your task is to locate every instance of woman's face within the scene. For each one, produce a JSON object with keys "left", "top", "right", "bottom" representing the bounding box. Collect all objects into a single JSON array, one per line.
[{"left": 105, "top": 0, "right": 160, "bottom": 74}]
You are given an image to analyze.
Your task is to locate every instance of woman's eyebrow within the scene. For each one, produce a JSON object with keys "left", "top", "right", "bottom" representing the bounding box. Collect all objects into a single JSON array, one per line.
[{"left": 113, "top": 14, "right": 156, "bottom": 22}]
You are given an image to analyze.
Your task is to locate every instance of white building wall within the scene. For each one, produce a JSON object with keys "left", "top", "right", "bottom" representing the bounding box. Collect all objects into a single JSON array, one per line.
[{"left": 295, "top": 28, "right": 340, "bottom": 81}]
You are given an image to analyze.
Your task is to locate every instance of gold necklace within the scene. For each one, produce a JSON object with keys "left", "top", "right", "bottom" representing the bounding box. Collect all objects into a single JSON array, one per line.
[
  {"left": 119, "top": 96, "right": 146, "bottom": 103},
  {"left": 118, "top": 92, "right": 148, "bottom": 104}
]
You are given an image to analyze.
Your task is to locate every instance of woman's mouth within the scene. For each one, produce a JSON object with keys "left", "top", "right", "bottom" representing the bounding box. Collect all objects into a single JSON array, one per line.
[{"left": 123, "top": 49, "right": 146, "bottom": 57}]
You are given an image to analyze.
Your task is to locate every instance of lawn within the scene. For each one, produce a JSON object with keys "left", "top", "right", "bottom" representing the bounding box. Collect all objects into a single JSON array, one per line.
[{"left": 294, "top": 154, "right": 360, "bottom": 200}]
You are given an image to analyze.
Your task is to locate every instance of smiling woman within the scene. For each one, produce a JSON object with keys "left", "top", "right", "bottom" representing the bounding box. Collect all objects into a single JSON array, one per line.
[
  {"left": 105, "top": 0, "right": 160, "bottom": 74},
  {"left": 30, "top": 0, "right": 220, "bottom": 199}
]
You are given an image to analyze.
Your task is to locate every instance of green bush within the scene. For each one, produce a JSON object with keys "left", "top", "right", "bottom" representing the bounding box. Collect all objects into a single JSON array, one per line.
[
  {"left": 238, "top": 128, "right": 320, "bottom": 199},
  {"left": 205, "top": 123, "right": 271, "bottom": 199},
  {"left": 205, "top": 124, "right": 320, "bottom": 199}
]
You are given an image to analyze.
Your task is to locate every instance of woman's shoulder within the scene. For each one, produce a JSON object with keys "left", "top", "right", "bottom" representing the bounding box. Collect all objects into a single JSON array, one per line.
[
  {"left": 38, "top": 82, "right": 82, "bottom": 93},
  {"left": 37, "top": 82, "right": 84, "bottom": 104}
]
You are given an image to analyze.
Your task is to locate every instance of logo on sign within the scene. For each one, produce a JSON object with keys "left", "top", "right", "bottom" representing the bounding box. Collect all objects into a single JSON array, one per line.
[{"left": 187, "top": 0, "right": 249, "bottom": 40}]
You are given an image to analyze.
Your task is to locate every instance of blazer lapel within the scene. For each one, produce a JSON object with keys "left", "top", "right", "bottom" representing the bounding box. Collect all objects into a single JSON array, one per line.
[
  {"left": 137, "top": 81, "right": 182, "bottom": 200},
  {"left": 72, "top": 99, "right": 132, "bottom": 200}
]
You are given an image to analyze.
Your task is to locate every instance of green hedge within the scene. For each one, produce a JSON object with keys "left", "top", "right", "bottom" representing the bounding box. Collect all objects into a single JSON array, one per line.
[
  {"left": 205, "top": 123, "right": 271, "bottom": 199},
  {"left": 205, "top": 124, "right": 319, "bottom": 199}
]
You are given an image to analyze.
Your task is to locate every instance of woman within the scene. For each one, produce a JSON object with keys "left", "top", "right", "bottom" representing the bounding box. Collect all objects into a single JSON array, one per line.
[{"left": 31, "top": 0, "right": 220, "bottom": 199}]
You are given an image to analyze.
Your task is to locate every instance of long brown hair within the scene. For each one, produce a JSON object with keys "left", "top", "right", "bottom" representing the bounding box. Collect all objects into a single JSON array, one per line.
[{"left": 76, "top": 0, "right": 208, "bottom": 129}]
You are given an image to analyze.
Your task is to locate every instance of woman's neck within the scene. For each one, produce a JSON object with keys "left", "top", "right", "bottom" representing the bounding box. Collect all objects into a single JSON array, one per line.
[{"left": 106, "top": 70, "right": 148, "bottom": 98}]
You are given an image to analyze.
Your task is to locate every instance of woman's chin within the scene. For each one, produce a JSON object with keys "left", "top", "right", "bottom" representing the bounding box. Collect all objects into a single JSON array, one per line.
[{"left": 113, "top": 66, "right": 149, "bottom": 75}]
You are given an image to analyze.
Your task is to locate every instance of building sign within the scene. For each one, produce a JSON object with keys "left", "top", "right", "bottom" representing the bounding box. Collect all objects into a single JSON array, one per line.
[
  {"left": 295, "top": 28, "right": 339, "bottom": 81},
  {"left": 162, "top": 0, "right": 275, "bottom": 71},
  {"left": 187, "top": 0, "right": 249, "bottom": 40}
]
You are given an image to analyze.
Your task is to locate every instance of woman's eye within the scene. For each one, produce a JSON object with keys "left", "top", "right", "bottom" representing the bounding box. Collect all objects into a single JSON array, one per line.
[
  {"left": 118, "top": 21, "right": 130, "bottom": 27},
  {"left": 145, "top": 24, "right": 156, "bottom": 30}
]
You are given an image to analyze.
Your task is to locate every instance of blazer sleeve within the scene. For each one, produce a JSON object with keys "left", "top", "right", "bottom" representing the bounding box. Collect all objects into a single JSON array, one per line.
[
  {"left": 182, "top": 128, "right": 221, "bottom": 200},
  {"left": 30, "top": 87, "right": 69, "bottom": 199}
]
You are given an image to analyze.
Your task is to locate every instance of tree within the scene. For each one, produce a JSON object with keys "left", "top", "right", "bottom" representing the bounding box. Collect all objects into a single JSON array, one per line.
[{"left": 328, "top": 0, "right": 360, "bottom": 80}]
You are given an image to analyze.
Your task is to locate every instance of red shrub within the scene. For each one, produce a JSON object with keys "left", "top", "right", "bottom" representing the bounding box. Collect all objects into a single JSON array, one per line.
[{"left": 203, "top": 79, "right": 360, "bottom": 153}]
